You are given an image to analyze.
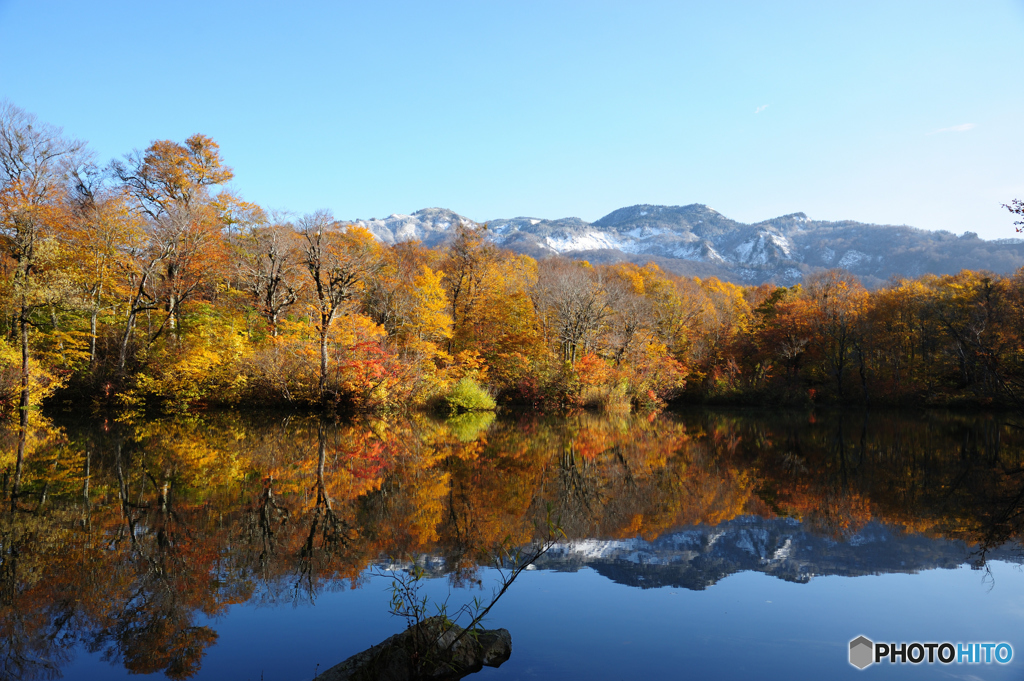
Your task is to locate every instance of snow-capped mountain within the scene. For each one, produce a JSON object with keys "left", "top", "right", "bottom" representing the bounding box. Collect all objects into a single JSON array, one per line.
[
  {"left": 347, "top": 207, "right": 468, "bottom": 248},
  {"left": 346, "top": 204, "right": 1024, "bottom": 287}
]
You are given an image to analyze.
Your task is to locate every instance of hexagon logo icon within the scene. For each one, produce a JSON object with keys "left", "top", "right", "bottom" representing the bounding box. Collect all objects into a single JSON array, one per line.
[{"left": 849, "top": 636, "right": 874, "bottom": 669}]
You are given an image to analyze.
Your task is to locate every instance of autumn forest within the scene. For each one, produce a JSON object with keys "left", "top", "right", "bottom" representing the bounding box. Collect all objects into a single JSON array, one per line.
[{"left": 3, "top": 101, "right": 1024, "bottom": 429}]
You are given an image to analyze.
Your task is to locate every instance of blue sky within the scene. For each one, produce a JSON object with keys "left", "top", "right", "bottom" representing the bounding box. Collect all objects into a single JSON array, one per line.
[{"left": 1, "top": 1, "right": 1022, "bottom": 237}]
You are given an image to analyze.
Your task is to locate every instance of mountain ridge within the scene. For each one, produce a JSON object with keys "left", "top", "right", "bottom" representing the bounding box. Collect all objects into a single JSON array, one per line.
[{"left": 346, "top": 204, "right": 1024, "bottom": 287}]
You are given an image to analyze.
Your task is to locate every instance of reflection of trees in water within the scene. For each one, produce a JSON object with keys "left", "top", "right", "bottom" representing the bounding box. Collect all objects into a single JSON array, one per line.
[
  {"left": 0, "top": 418, "right": 95, "bottom": 681},
  {"left": 0, "top": 513, "right": 72, "bottom": 681},
  {"left": 82, "top": 441, "right": 222, "bottom": 679},
  {"left": 295, "top": 421, "right": 362, "bottom": 603},
  {"left": 243, "top": 478, "right": 290, "bottom": 578},
  {"left": 3, "top": 409, "right": 1024, "bottom": 678},
  {"left": 555, "top": 441, "right": 602, "bottom": 538},
  {"left": 0, "top": 432, "right": 224, "bottom": 680},
  {"left": 693, "top": 410, "right": 1024, "bottom": 556}
]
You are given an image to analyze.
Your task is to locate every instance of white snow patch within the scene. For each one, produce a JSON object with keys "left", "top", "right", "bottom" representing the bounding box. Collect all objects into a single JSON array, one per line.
[
  {"left": 672, "top": 245, "right": 702, "bottom": 259},
  {"left": 735, "top": 240, "right": 755, "bottom": 262},
  {"left": 736, "top": 535, "right": 757, "bottom": 555},
  {"left": 838, "top": 250, "right": 870, "bottom": 268},
  {"left": 550, "top": 538, "right": 641, "bottom": 559},
  {"left": 626, "top": 226, "right": 670, "bottom": 239},
  {"left": 704, "top": 245, "right": 725, "bottom": 262},
  {"left": 545, "top": 231, "right": 623, "bottom": 252},
  {"left": 616, "top": 241, "right": 646, "bottom": 255},
  {"left": 847, "top": 534, "right": 874, "bottom": 547},
  {"left": 396, "top": 224, "right": 419, "bottom": 238},
  {"left": 767, "top": 232, "right": 793, "bottom": 257},
  {"left": 771, "top": 538, "right": 792, "bottom": 562},
  {"left": 734, "top": 231, "right": 793, "bottom": 266}
]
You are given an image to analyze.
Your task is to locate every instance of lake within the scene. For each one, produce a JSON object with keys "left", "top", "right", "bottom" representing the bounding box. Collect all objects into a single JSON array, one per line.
[{"left": 3, "top": 408, "right": 1024, "bottom": 680}]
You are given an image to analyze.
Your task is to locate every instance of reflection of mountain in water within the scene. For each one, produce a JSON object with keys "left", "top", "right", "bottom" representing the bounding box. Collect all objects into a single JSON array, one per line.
[{"left": 534, "top": 517, "right": 1024, "bottom": 590}]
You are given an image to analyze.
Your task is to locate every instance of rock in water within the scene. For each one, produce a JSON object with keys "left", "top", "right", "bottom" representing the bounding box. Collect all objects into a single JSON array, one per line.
[{"left": 315, "top": 616, "right": 512, "bottom": 681}]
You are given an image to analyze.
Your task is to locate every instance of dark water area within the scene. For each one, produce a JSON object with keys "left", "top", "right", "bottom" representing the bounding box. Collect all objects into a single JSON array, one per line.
[{"left": 3, "top": 408, "right": 1024, "bottom": 680}]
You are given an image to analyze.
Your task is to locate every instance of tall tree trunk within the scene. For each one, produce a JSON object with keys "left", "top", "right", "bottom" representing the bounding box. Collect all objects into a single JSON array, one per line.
[
  {"left": 319, "top": 315, "right": 329, "bottom": 401},
  {"left": 119, "top": 309, "right": 137, "bottom": 372},
  {"left": 167, "top": 292, "right": 179, "bottom": 338},
  {"left": 90, "top": 308, "right": 99, "bottom": 364},
  {"left": 119, "top": 271, "right": 152, "bottom": 372},
  {"left": 82, "top": 448, "right": 90, "bottom": 503},
  {"left": 13, "top": 307, "right": 29, "bottom": 496},
  {"left": 316, "top": 420, "right": 331, "bottom": 509},
  {"left": 88, "top": 285, "right": 101, "bottom": 364},
  {"left": 13, "top": 424, "right": 26, "bottom": 504},
  {"left": 18, "top": 310, "right": 29, "bottom": 424},
  {"left": 857, "top": 343, "right": 869, "bottom": 405}
]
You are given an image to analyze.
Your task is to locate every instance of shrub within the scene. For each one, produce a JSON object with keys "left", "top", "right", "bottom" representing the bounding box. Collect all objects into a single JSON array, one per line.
[{"left": 444, "top": 377, "right": 496, "bottom": 414}]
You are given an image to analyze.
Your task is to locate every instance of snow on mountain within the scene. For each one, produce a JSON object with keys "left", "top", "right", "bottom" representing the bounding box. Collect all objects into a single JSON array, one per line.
[
  {"left": 341, "top": 204, "right": 1024, "bottom": 287},
  {"left": 347, "top": 207, "right": 474, "bottom": 248},
  {"left": 531, "top": 516, "right": 1024, "bottom": 590}
]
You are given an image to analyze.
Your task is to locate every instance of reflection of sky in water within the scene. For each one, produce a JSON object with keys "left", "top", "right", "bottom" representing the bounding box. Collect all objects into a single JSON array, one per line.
[{"left": 61, "top": 559, "right": 1024, "bottom": 680}]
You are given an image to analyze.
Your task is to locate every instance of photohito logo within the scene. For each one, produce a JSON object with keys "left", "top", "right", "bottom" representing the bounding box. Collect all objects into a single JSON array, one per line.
[
  {"left": 849, "top": 636, "right": 1013, "bottom": 669},
  {"left": 849, "top": 636, "right": 873, "bottom": 670}
]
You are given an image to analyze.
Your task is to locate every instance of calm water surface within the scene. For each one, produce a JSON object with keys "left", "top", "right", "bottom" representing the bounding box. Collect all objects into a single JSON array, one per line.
[{"left": 3, "top": 408, "right": 1024, "bottom": 680}]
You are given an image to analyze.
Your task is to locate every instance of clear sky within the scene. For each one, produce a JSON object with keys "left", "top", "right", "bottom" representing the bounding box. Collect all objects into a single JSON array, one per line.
[{"left": 1, "top": 1, "right": 1022, "bottom": 237}]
